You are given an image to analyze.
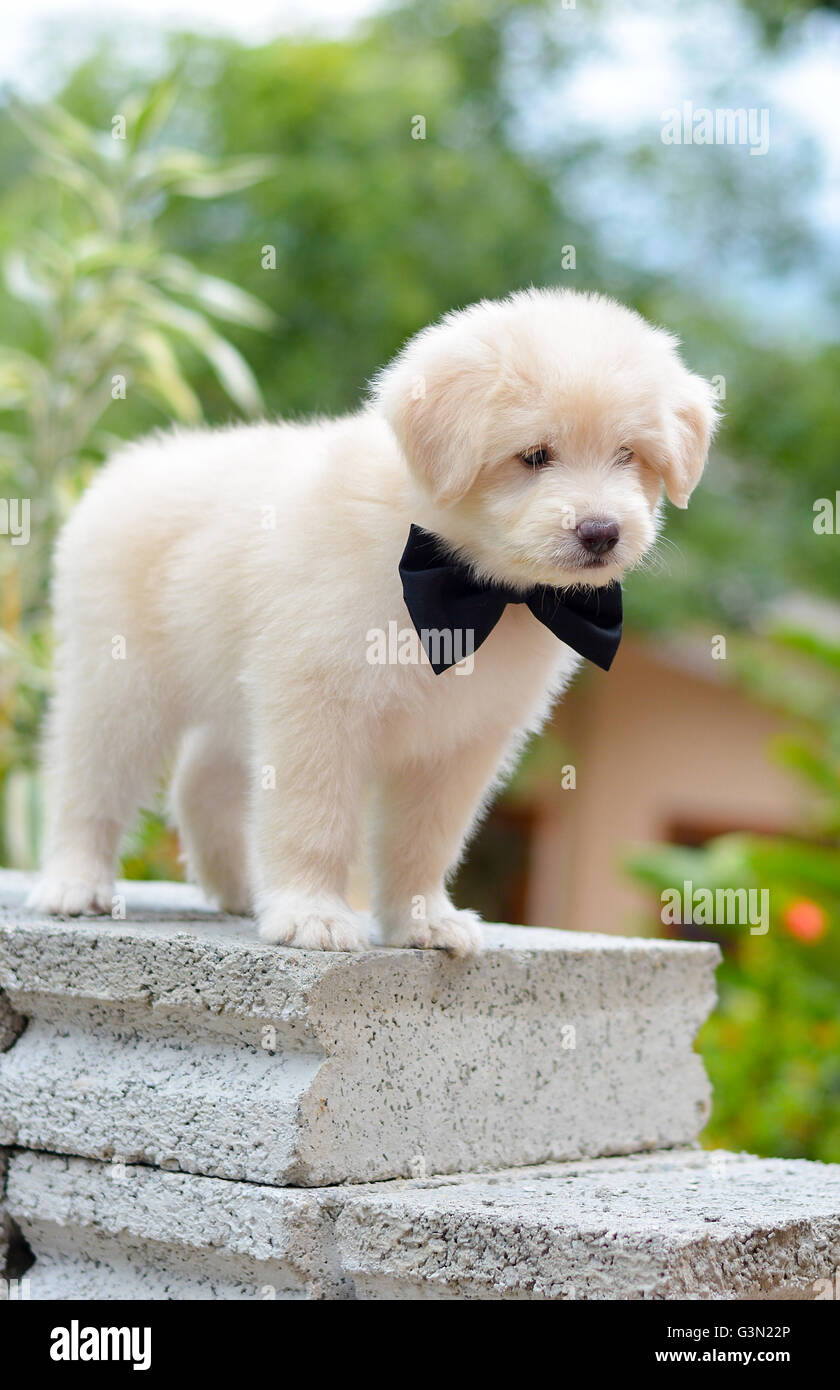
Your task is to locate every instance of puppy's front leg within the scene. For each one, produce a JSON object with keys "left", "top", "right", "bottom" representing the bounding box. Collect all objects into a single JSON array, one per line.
[
  {"left": 252, "top": 690, "right": 370, "bottom": 951},
  {"left": 371, "top": 733, "right": 512, "bottom": 956}
]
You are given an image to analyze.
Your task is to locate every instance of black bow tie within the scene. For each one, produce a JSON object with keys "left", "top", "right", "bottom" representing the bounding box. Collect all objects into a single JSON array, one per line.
[{"left": 398, "top": 525, "right": 623, "bottom": 675}]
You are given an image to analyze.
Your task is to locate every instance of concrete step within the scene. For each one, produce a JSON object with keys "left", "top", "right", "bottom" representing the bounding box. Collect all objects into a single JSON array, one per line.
[
  {"left": 0, "top": 871, "right": 718, "bottom": 1187},
  {"left": 0, "top": 974, "right": 23, "bottom": 1279},
  {"left": 7, "top": 1147, "right": 840, "bottom": 1300}
]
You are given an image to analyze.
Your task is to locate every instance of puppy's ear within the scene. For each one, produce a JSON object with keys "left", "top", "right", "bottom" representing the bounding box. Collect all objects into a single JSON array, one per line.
[
  {"left": 374, "top": 331, "right": 498, "bottom": 504},
  {"left": 660, "top": 371, "right": 719, "bottom": 509}
]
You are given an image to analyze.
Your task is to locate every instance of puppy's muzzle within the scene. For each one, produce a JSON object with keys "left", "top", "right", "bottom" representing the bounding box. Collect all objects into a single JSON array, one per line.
[{"left": 576, "top": 518, "right": 620, "bottom": 556}]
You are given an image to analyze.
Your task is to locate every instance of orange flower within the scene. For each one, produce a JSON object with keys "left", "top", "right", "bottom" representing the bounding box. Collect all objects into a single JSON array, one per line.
[{"left": 783, "top": 899, "right": 828, "bottom": 943}]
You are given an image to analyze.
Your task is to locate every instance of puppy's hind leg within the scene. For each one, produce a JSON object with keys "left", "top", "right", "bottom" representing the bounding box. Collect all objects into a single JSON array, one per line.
[
  {"left": 170, "top": 726, "right": 253, "bottom": 914},
  {"left": 27, "top": 660, "right": 176, "bottom": 917}
]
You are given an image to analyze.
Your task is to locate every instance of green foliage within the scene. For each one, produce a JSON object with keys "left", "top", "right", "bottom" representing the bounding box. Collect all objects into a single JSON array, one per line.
[
  {"left": 120, "top": 811, "right": 184, "bottom": 882},
  {"left": 3, "top": 87, "right": 274, "bottom": 541},
  {"left": 625, "top": 628, "right": 840, "bottom": 1161},
  {"left": 702, "top": 926, "right": 840, "bottom": 1161},
  {"left": 35, "top": 6, "right": 840, "bottom": 643},
  {"left": 740, "top": 0, "right": 840, "bottom": 42},
  {"left": 0, "top": 83, "right": 275, "bottom": 863}
]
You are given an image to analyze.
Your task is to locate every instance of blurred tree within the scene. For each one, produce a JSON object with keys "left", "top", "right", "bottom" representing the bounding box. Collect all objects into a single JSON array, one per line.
[
  {"left": 741, "top": 0, "right": 840, "bottom": 41},
  {"left": 19, "top": 0, "right": 835, "bottom": 636},
  {"left": 0, "top": 85, "right": 275, "bottom": 863}
]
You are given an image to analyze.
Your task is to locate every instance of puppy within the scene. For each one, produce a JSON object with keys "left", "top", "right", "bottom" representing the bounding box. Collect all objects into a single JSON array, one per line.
[{"left": 28, "top": 289, "right": 717, "bottom": 953}]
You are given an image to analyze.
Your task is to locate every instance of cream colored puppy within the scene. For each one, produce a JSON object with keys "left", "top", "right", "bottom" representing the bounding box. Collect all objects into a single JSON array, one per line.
[{"left": 28, "top": 289, "right": 717, "bottom": 953}]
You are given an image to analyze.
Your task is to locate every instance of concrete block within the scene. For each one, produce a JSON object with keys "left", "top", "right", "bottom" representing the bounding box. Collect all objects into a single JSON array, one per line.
[
  {"left": 8, "top": 1148, "right": 840, "bottom": 1301},
  {"left": 0, "top": 871, "right": 718, "bottom": 1186},
  {"left": 0, "top": 960, "right": 24, "bottom": 1283},
  {"left": 0, "top": 990, "right": 24, "bottom": 1054},
  {"left": 0, "top": 1149, "right": 8, "bottom": 1278},
  {"left": 334, "top": 1148, "right": 840, "bottom": 1300},
  {"left": 6, "top": 1151, "right": 347, "bottom": 1300}
]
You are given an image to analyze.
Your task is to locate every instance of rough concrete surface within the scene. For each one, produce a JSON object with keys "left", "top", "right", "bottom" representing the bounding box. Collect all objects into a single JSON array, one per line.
[
  {"left": 6, "top": 1151, "right": 347, "bottom": 1300},
  {"left": 0, "top": 1149, "right": 8, "bottom": 1278},
  {"left": 334, "top": 1148, "right": 840, "bottom": 1300},
  {"left": 7, "top": 1148, "right": 840, "bottom": 1301},
  {"left": 0, "top": 975, "right": 24, "bottom": 1281},
  {"left": 0, "top": 870, "right": 719, "bottom": 1186},
  {"left": 0, "top": 989, "right": 24, "bottom": 1054}
]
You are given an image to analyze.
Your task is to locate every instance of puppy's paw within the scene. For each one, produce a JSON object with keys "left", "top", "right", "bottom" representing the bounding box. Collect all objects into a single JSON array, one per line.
[
  {"left": 257, "top": 890, "right": 370, "bottom": 952},
  {"left": 384, "top": 901, "right": 483, "bottom": 957},
  {"left": 26, "top": 875, "right": 115, "bottom": 917}
]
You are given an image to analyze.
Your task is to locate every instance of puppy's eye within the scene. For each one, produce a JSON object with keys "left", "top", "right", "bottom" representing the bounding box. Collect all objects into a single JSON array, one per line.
[
  {"left": 615, "top": 447, "right": 634, "bottom": 466},
  {"left": 520, "top": 446, "right": 552, "bottom": 470}
]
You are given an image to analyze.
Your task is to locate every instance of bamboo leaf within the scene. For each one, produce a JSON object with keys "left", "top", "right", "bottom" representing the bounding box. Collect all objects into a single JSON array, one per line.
[
  {"left": 132, "top": 150, "right": 277, "bottom": 199},
  {"left": 127, "top": 286, "right": 264, "bottom": 415},
  {"left": 168, "top": 156, "right": 278, "bottom": 198},
  {"left": 9, "top": 98, "right": 102, "bottom": 166},
  {"left": 126, "top": 76, "right": 179, "bottom": 150},
  {"left": 72, "top": 237, "right": 158, "bottom": 274},
  {"left": 37, "top": 158, "right": 122, "bottom": 230},
  {"left": 131, "top": 330, "right": 202, "bottom": 423},
  {"left": 32, "top": 101, "right": 104, "bottom": 160},
  {"left": 4, "top": 251, "right": 55, "bottom": 308},
  {"left": 155, "top": 257, "right": 276, "bottom": 329},
  {"left": 0, "top": 351, "right": 49, "bottom": 408}
]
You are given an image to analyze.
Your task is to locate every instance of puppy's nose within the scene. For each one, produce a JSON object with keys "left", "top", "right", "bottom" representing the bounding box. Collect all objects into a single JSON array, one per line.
[{"left": 576, "top": 518, "right": 620, "bottom": 555}]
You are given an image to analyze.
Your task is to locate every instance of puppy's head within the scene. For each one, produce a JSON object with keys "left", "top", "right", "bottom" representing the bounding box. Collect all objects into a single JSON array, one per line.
[{"left": 373, "top": 289, "right": 718, "bottom": 590}]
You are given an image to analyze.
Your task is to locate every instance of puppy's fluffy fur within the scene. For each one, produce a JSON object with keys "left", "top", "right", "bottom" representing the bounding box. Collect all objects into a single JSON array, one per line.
[{"left": 29, "top": 289, "right": 717, "bottom": 953}]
